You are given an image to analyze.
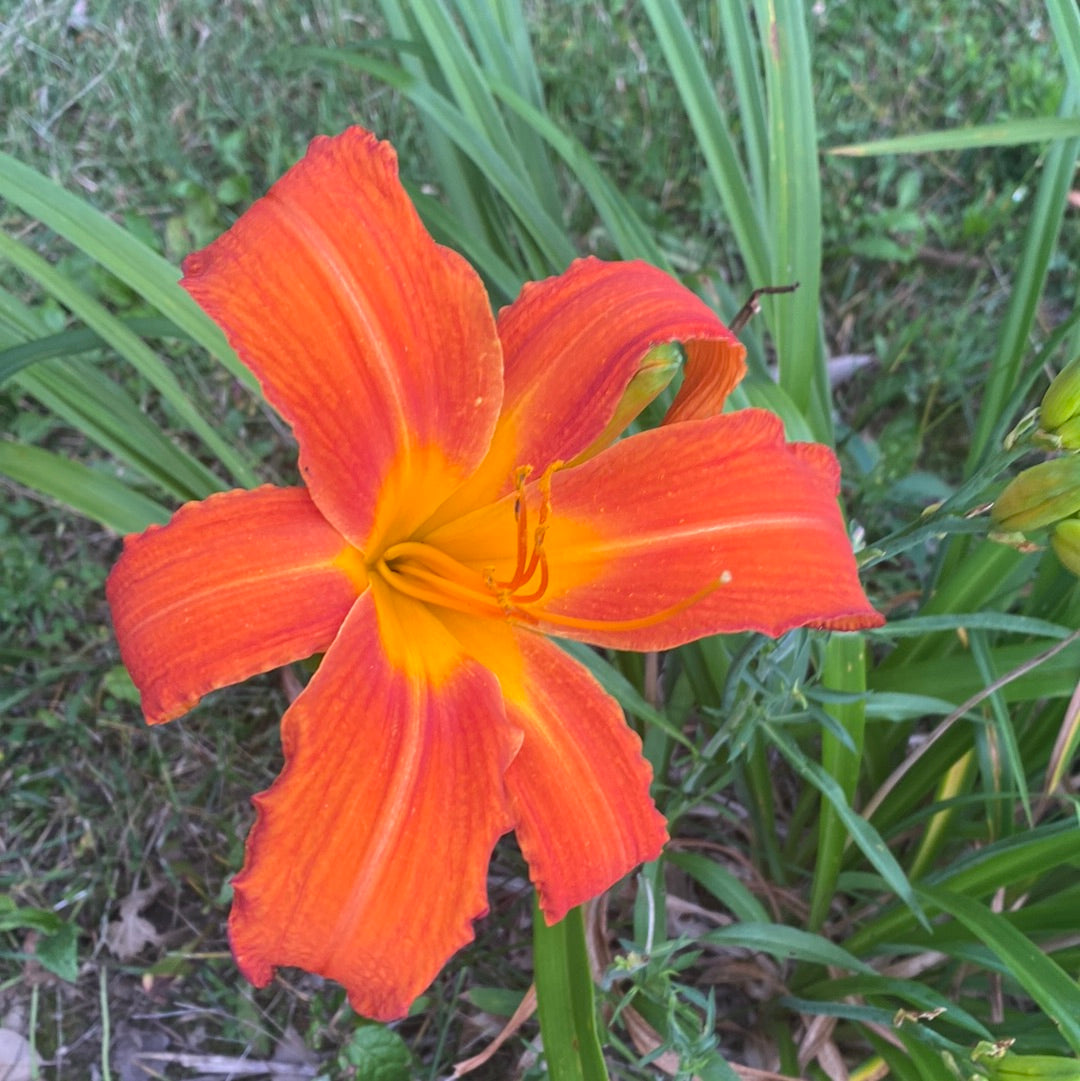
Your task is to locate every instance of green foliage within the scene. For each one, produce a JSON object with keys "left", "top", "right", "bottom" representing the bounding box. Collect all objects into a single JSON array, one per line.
[
  {"left": 336, "top": 1023, "right": 415, "bottom": 1081},
  {"left": 3, "top": 0, "right": 1080, "bottom": 1078},
  {"left": 0, "top": 896, "right": 79, "bottom": 982}
]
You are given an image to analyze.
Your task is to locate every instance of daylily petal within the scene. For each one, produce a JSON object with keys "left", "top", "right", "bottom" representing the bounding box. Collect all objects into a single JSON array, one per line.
[
  {"left": 424, "top": 258, "right": 742, "bottom": 529},
  {"left": 181, "top": 128, "right": 503, "bottom": 551},
  {"left": 502, "top": 631, "right": 668, "bottom": 924},
  {"left": 499, "top": 258, "right": 742, "bottom": 466},
  {"left": 530, "top": 410, "right": 882, "bottom": 648},
  {"left": 662, "top": 335, "right": 750, "bottom": 424},
  {"left": 229, "top": 591, "right": 518, "bottom": 1022},
  {"left": 433, "top": 410, "right": 879, "bottom": 648},
  {"left": 106, "top": 486, "right": 364, "bottom": 724}
]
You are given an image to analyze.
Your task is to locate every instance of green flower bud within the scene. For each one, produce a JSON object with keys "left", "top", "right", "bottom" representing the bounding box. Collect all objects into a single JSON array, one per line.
[
  {"left": 1053, "top": 414, "right": 1080, "bottom": 450},
  {"left": 1051, "top": 517, "right": 1080, "bottom": 576},
  {"left": 1041, "top": 354, "right": 1080, "bottom": 431},
  {"left": 569, "top": 342, "right": 683, "bottom": 465},
  {"left": 991, "top": 457, "right": 1080, "bottom": 532},
  {"left": 982, "top": 1052, "right": 1080, "bottom": 1081}
]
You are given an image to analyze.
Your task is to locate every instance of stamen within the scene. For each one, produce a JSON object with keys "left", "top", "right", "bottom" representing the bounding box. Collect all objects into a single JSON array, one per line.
[
  {"left": 376, "top": 456, "right": 723, "bottom": 638},
  {"left": 496, "top": 466, "right": 533, "bottom": 590},
  {"left": 496, "top": 459, "right": 562, "bottom": 593},
  {"left": 508, "top": 550, "right": 549, "bottom": 605},
  {"left": 381, "top": 541, "right": 482, "bottom": 590},
  {"left": 375, "top": 556, "right": 502, "bottom": 620},
  {"left": 515, "top": 578, "right": 725, "bottom": 633},
  {"left": 517, "top": 460, "right": 560, "bottom": 586}
]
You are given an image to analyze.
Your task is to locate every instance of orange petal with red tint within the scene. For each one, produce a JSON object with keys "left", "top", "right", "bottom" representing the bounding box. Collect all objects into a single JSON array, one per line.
[
  {"left": 229, "top": 592, "right": 518, "bottom": 1022},
  {"left": 499, "top": 258, "right": 740, "bottom": 468},
  {"left": 662, "top": 334, "right": 749, "bottom": 424},
  {"left": 106, "top": 486, "right": 364, "bottom": 724},
  {"left": 502, "top": 631, "right": 668, "bottom": 924},
  {"left": 181, "top": 128, "right": 503, "bottom": 550},
  {"left": 527, "top": 409, "right": 882, "bottom": 649},
  {"left": 425, "top": 258, "right": 741, "bottom": 529}
]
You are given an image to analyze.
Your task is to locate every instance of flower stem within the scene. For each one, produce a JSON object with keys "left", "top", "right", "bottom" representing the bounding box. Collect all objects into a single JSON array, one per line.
[{"left": 532, "top": 898, "right": 610, "bottom": 1081}]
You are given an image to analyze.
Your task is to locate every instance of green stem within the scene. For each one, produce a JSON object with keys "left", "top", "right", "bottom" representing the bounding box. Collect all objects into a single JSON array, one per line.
[
  {"left": 807, "top": 633, "right": 867, "bottom": 931},
  {"left": 533, "top": 899, "right": 609, "bottom": 1081},
  {"left": 745, "top": 734, "right": 785, "bottom": 882}
]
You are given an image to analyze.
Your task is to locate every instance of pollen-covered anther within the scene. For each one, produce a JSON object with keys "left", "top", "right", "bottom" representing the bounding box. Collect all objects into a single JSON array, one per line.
[
  {"left": 495, "top": 460, "right": 561, "bottom": 594},
  {"left": 487, "top": 460, "right": 733, "bottom": 631}
]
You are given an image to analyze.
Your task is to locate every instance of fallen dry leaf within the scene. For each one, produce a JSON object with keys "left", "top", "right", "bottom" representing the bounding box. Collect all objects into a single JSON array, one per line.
[
  {"left": 453, "top": 985, "right": 537, "bottom": 1077},
  {"left": 104, "top": 886, "right": 163, "bottom": 961}
]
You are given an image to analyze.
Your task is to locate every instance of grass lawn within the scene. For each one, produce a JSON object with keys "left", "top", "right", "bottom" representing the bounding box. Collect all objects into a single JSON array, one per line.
[{"left": 3, "top": 1, "right": 1079, "bottom": 1078}]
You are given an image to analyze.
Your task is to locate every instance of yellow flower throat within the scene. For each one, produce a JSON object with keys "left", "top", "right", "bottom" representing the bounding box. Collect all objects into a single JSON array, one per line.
[{"left": 352, "top": 458, "right": 721, "bottom": 635}]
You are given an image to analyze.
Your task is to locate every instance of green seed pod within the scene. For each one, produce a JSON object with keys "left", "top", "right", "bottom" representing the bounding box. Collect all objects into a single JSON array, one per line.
[
  {"left": 1051, "top": 517, "right": 1080, "bottom": 576},
  {"left": 1041, "top": 354, "right": 1080, "bottom": 431},
  {"left": 991, "top": 457, "right": 1080, "bottom": 532}
]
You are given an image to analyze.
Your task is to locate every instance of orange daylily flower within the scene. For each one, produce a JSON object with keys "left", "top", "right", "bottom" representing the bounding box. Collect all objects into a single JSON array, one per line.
[{"left": 106, "top": 127, "right": 881, "bottom": 1021}]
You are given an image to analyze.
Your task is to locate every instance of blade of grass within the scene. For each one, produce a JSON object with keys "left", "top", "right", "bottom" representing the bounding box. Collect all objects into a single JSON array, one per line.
[
  {"left": 967, "top": 87, "right": 1080, "bottom": 467},
  {"left": 640, "top": 0, "right": 769, "bottom": 286},
  {"left": 339, "top": 12, "right": 552, "bottom": 282},
  {"left": 1041, "top": 681, "right": 1080, "bottom": 809},
  {"left": 666, "top": 851, "right": 770, "bottom": 925},
  {"left": 0, "top": 230, "right": 256, "bottom": 486},
  {"left": 455, "top": 0, "right": 562, "bottom": 221},
  {"left": 703, "top": 922, "right": 876, "bottom": 975},
  {"left": 0, "top": 149, "right": 249, "bottom": 386},
  {"left": 760, "top": 718, "right": 925, "bottom": 925},
  {"left": 0, "top": 442, "right": 170, "bottom": 533},
  {"left": 742, "top": 734, "right": 786, "bottom": 882},
  {"left": 718, "top": 3, "right": 768, "bottom": 210},
  {"left": 797, "top": 974, "right": 991, "bottom": 1039},
  {"left": 865, "top": 629, "right": 1080, "bottom": 835},
  {"left": 488, "top": 80, "right": 670, "bottom": 267},
  {"left": 411, "top": 0, "right": 563, "bottom": 229},
  {"left": 876, "top": 541, "right": 1026, "bottom": 669},
  {"left": 906, "top": 750, "right": 977, "bottom": 882},
  {"left": 408, "top": 188, "right": 525, "bottom": 301},
  {"left": 559, "top": 640, "right": 694, "bottom": 751},
  {"left": 874, "top": 1031, "right": 958, "bottom": 1081},
  {"left": 917, "top": 883, "right": 1080, "bottom": 1054},
  {"left": 866, "top": 611, "right": 1074, "bottom": 640},
  {"left": 752, "top": 0, "right": 831, "bottom": 442},
  {"left": 409, "top": 0, "right": 525, "bottom": 171},
  {"left": 0, "top": 316, "right": 187, "bottom": 383},
  {"left": 0, "top": 289, "right": 213, "bottom": 504},
  {"left": 829, "top": 116, "right": 1080, "bottom": 156},
  {"left": 374, "top": 1, "right": 494, "bottom": 258},
  {"left": 869, "top": 633, "right": 1080, "bottom": 704},
  {"left": 969, "top": 630, "right": 1031, "bottom": 825},
  {"left": 1050, "top": 0, "right": 1080, "bottom": 90},
  {"left": 808, "top": 634, "right": 868, "bottom": 931},
  {"left": 845, "top": 823, "right": 1080, "bottom": 953},
  {"left": 16, "top": 358, "right": 221, "bottom": 502}
]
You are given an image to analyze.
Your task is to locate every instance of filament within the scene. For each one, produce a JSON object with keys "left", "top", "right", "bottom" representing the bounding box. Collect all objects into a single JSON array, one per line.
[{"left": 376, "top": 458, "right": 723, "bottom": 634}]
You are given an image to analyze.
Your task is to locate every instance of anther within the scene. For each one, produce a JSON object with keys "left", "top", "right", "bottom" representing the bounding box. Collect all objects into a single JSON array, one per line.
[{"left": 497, "top": 465, "right": 535, "bottom": 591}]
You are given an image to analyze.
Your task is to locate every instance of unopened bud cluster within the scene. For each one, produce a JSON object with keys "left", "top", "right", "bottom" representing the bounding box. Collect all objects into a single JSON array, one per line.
[{"left": 991, "top": 355, "right": 1080, "bottom": 576}]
